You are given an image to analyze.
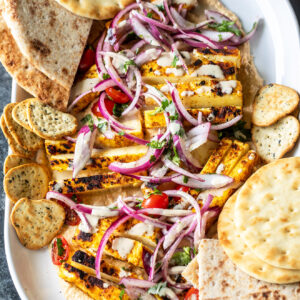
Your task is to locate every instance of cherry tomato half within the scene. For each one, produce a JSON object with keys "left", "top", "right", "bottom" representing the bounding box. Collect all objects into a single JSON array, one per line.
[
  {"left": 58, "top": 194, "right": 82, "bottom": 226},
  {"left": 51, "top": 236, "right": 70, "bottom": 265},
  {"left": 184, "top": 287, "right": 199, "bottom": 300},
  {"left": 174, "top": 185, "right": 190, "bottom": 201},
  {"left": 79, "top": 46, "right": 95, "bottom": 72},
  {"left": 106, "top": 87, "right": 130, "bottom": 104},
  {"left": 92, "top": 99, "right": 115, "bottom": 117},
  {"left": 142, "top": 193, "right": 169, "bottom": 209}
]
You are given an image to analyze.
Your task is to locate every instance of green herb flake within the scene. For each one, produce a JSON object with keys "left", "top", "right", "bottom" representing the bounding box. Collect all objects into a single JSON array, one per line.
[
  {"left": 135, "top": 199, "right": 143, "bottom": 209},
  {"left": 102, "top": 73, "right": 110, "bottom": 80},
  {"left": 118, "top": 131, "right": 125, "bottom": 136},
  {"left": 123, "top": 60, "right": 137, "bottom": 72},
  {"left": 218, "top": 34, "right": 223, "bottom": 41},
  {"left": 148, "top": 282, "right": 167, "bottom": 296},
  {"left": 170, "top": 247, "right": 193, "bottom": 266},
  {"left": 147, "top": 12, "right": 153, "bottom": 18},
  {"left": 113, "top": 103, "right": 129, "bottom": 118},
  {"left": 56, "top": 238, "right": 65, "bottom": 257},
  {"left": 172, "top": 145, "right": 181, "bottom": 166},
  {"left": 119, "top": 289, "right": 125, "bottom": 300},
  {"left": 81, "top": 114, "right": 94, "bottom": 131},
  {"left": 145, "top": 187, "right": 162, "bottom": 199},
  {"left": 147, "top": 140, "right": 166, "bottom": 149},
  {"left": 149, "top": 155, "right": 156, "bottom": 163},
  {"left": 156, "top": 4, "right": 164, "bottom": 11},
  {"left": 171, "top": 55, "right": 179, "bottom": 67},
  {"left": 183, "top": 176, "right": 189, "bottom": 184},
  {"left": 208, "top": 20, "right": 242, "bottom": 37}
]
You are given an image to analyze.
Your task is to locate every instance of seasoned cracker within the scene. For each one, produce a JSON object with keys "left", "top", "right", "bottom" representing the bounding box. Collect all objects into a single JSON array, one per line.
[
  {"left": 4, "top": 154, "right": 32, "bottom": 174},
  {"left": 252, "top": 115, "right": 300, "bottom": 162},
  {"left": 12, "top": 99, "right": 33, "bottom": 131},
  {"left": 0, "top": 114, "right": 34, "bottom": 158},
  {"left": 27, "top": 99, "right": 78, "bottom": 140},
  {"left": 10, "top": 198, "right": 65, "bottom": 250},
  {"left": 4, "top": 103, "right": 43, "bottom": 151},
  {"left": 4, "top": 163, "right": 49, "bottom": 203},
  {"left": 252, "top": 84, "right": 299, "bottom": 126},
  {"left": 235, "top": 157, "right": 300, "bottom": 270}
]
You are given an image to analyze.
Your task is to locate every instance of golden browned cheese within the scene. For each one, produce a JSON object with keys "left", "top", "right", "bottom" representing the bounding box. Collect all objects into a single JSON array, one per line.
[
  {"left": 49, "top": 145, "right": 148, "bottom": 172},
  {"left": 72, "top": 218, "right": 158, "bottom": 268},
  {"left": 143, "top": 106, "right": 242, "bottom": 129},
  {"left": 59, "top": 263, "right": 130, "bottom": 300},
  {"left": 48, "top": 172, "right": 143, "bottom": 194}
]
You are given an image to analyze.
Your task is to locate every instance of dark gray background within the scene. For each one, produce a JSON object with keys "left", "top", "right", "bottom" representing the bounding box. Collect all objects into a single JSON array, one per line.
[{"left": 0, "top": 1, "right": 299, "bottom": 299}]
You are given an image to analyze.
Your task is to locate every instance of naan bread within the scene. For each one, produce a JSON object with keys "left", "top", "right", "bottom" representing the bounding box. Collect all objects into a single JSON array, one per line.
[
  {"left": 0, "top": 3, "right": 69, "bottom": 111},
  {"left": 3, "top": 0, "right": 92, "bottom": 90}
]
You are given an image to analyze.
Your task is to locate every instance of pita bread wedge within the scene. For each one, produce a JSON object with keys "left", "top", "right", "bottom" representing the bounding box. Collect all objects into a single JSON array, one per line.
[
  {"left": 0, "top": 5, "right": 70, "bottom": 111},
  {"left": 195, "top": 239, "right": 300, "bottom": 300},
  {"left": 3, "top": 0, "right": 92, "bottom": 90}
]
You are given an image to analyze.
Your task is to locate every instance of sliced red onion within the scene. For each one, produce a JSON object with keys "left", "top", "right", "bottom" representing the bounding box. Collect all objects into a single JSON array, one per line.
[
  {"left": 172, "top": 174, "right": 233, "bottom": 189},
  {"left": 186, "top": 124, "right": 211, "bottom": 151},
  {"left": 131, "top": 40, "right": 147, "bottom": 53},
  {"left": 148, "top": 24, "right": 171, "bottom": 51},
  {"left": 171, "top": 43, "right": 188, "bottom": 74},
  {"left": 208, "top": 132, "right": 219, "bottom": 143},
  {"left": 162, "top": 157, "right": 203, "bottom": 181},
  {"left": 169, "top": 6, "right": 213, "bottom": 31},
  {"left": 77, "top": 211, "right": 93, "bottom": 233},
  {"left": 187, "top": 122, "right": 211, "bottom": 138},
  {"left": 201, "top": 194, "right": 214, "bottom": 214},
  {"left": 110, "top": 123, "right": 149, "bottom": 145},
  {"left": 175, "top": 32, "right": 220, "bottom": 49},
  {"left": 198, "top": 111, "right": 203, "bottom": 124},
  {"left": 150, "top": 161, "right": 169, "bottom": 178},
  {"left": 210, "top": 115, "right": 242, "bottom": 130},
  {"left": 108, "top": 139, "right": 165, "bottom": 175},
  {"left": 201, "top": 29, "right": 234, "bottom": 42},
  {"left": 121, "top": 68, "right": 142, "bottom": 116},
  {"left": 98, "top": 93, "right": 133, "bottom": 130},
  {"left": 92, "top": 78, "right": 116, "bottom": 93},
  {"left": 143, "top": 248, "right": 152, "bottom": 275},
  {"left": 177, "top": 37, "right": 213, "bottom": 49},
  {"left": 135, "top": 49, "right": 162, "bottom": 66},
  {"left": 163, "top": 214, "right": 195, "bottom": 249},
  {"left": 64, "top": 136, "right": 76, "bottom": 143},
  {"left": 149, "top": 237, "right": 164, "bottom": 281},
  {"left": 173, "top": 135, "right": 202, "bottom": 172},
  {"left": 143, "top": 2, "right": 167, "bottom": 23},
  {"left": 138, "top": 208, "right": 193, "bottom": 217},
  {"left": 95, "top": 30, "right": 108, "bottom": 76},
  {"left": 131, "top": 10, "right": 177, "bottom": 33},
  {"left": 167, "top": 82, "right": 198, "bottom": 126},
  {"left": 130, "top": 17, "right": 160, "bottom": 47},
  {"left": 120, "top": 277, "right": 155, "bottom": 289},
  {"left": 168, "top": 266, "right": 186, "bottom": 275},
  {"left": 125, "top": 173, "right": 179, "bottom": 184},
  {"left": 46, "top": 191, "right": 76, "bottom": 208},
  {"left": 67, "top": 90, "right": 95, "bottom": 113},
  {"left": 95, "top": 215, "right": 131, "bottom": 279},
  {"left": 73, "top": 126, "right": 94, "bottom": 178}
]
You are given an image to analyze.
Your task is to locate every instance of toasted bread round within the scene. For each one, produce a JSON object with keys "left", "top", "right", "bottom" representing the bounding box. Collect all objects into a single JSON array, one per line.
[
  {"left": 12, "top": 99, "right": 34, "bottom": 131},
  {"left": 219, "top": 193, "right": 300, "bottom": 284},
  {"left": 4, "top": 103, "right": 43, "bottom": 151},
  {"left": 0, "top": 114, "right": 35, "bottom": 158},
  {"left": 4, "top": 154, "right": 32, "bottom": 174},
  {"left": 252, "top": 84, "right": 300, "bottom": 127},
  {"left": 252, "top": 115, "right": 300, "bottom": 163},
  {"left": 4, "top": 163, "right": 49, "bottom": 203},
  {"left": 235, "top": 157, "right": 300, "bottom": 270},
  {"left": 27, "top": 99, "right": 78, "bottom": 140},
  {"left": 10, "top": 198, "right": 65, "bottom": 250}
]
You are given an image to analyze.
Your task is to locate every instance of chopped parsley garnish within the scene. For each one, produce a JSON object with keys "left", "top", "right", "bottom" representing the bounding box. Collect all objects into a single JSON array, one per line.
[
  {"left": 218, "top": 34, "right": 223, "bottom": 41},
  {"left": 171, "top": 247, "right": 193, "bottom": 266},
  {"left": 183, "top": 176, "right": 189, "bottom": 184},
  {"left": 172, "top": 145, "right": 181, "bottom": 166},
  {"left": 119, "top": 289, "right": 125, "bottom": 300},
  {"left": 148, "top": 282, "right": 167, "bottom": 296},
  {"left": 71, "top": 194, "right": 79, "bottom": 203},
  {"left": 123, "top": 59, "right": 137, "bottom": 72},
  {"left": 208, "top": 20, "right": 242, "bottom": 37},
  {"left": 145, "top": 187, "right": 162, "bottom": 199},
  {"left": 150, "top": 98, "right": 171, "bottom": 115},
  {"left": 118, "top": 131, "right": 125, "bottom": 136},
  {"left": 102, "top": 73, "right": 110, "bottom": 80},
  {"left": 171, "top": 55, "right": 179, "bottom": 67},
  {"left": 147, "top": 140, "right": 166, "bottom": 149},
  {"left": 113, "top": 103, "right": 129, "bottom": 118},
  {"left": 56, "top": 238, "right": 65, "bottom": 256},
  {"left": 218, "top": 120, "right": 251, "bottom": 142},
  {"left": 147, "top": 12, "right": 153, "bottom": 18},
  {"left": 156, "top": 4, "right": 164, "bottom": 11},
  {"left": 149, "top": 155, "right": 157, "bottom": 163},
  {"left": 81, "top": 114, "right": 94, "bottom": 131},
  {"left": 135, "top": 199, "right": 143, "bottom": 209}
]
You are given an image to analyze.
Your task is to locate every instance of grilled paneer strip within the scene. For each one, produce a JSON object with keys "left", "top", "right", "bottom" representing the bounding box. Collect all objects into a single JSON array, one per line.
[
  {"left": 45, "top": 139, "right": 75, "bottom": 156},
  {"left": 59, "top": 263, "right": 129, "bottom": 300},
  {"left": 145, "top": 79, "right": 243, "bottom": 108},
  {"left": 143, "top": 106, "right": 242, "bottom": 128},
  {"left": 49, "top": 172, "right": 143, "bottom": 194},
  {"left": 72, "top": 218, "right": 159, "bottom": 268},
  {"left": 70, "top": 250, "right": 147, "bottom": 282},
  {"left": 50, "top": 145, "right": 148, "bottom": 172},
  {"left": 141, "top": 48, "right": 240, "bottom": 84}
]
